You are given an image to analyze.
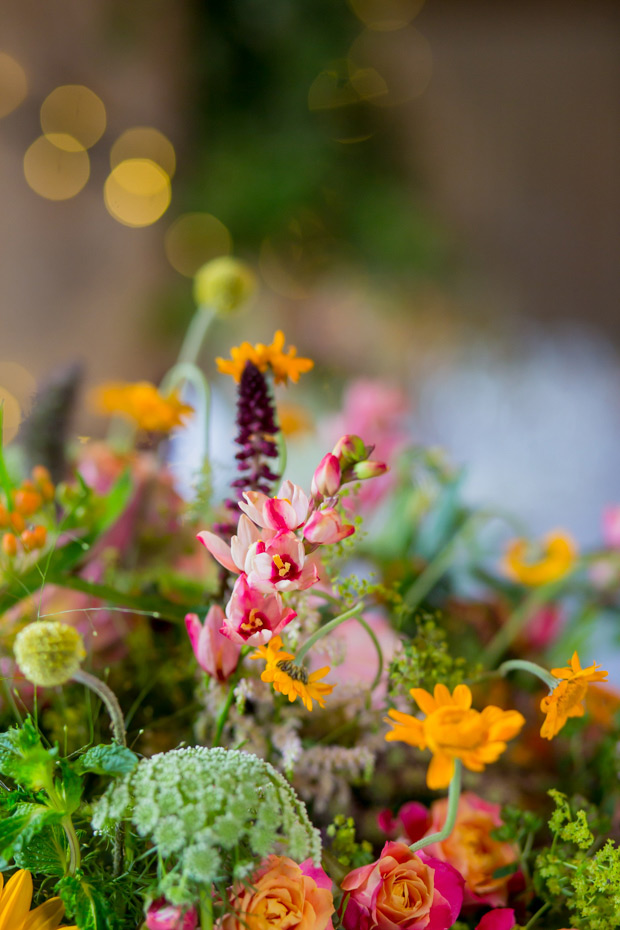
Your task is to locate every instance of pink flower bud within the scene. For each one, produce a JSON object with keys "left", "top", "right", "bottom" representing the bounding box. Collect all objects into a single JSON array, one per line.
[
  {"left": 351, "top": 460, "right": 388, "bottom": 481},
  {"left": 311, "top": 453, "right": 341, "bottom": 498},
  {"left": 331, "top": 434, "right": 369, "bottom": 466},
  {"left": 146, "top": 898, "right": 198, "bottom": 930},
  {"left": 303, "top": 509, "right": 355, "bottom": 544},
  {"left": 185, "top": 606, "right": 241, "bottom": 681}
]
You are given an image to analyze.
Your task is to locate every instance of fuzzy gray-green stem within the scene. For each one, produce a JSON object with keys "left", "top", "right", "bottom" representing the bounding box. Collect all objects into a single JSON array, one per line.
[
  {"left": 409, "top": 760, "right": 462, "bottom": 853},
  {"left": 295, "top": 602, "right": 364, "bottom": 663}
]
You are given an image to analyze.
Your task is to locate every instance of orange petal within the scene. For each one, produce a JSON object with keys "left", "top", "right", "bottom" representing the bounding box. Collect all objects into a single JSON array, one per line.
[
  {"left": 433, "top": 683, "right": 453, "bottom": 707},
  {"left": 426, "top": 752, "right": 454, "bottom": 789},
  {"left": 0, "top": 870, "right": 33, "bottom": 930},
  {"left": 22, "top": 897, "right": 66, "bottom": 930},
  {"left": 452, "top": 684, "right": 472, "bottom": 710},
  {"left": 410, "top": 688, "right": 436, "bottom": 715}
]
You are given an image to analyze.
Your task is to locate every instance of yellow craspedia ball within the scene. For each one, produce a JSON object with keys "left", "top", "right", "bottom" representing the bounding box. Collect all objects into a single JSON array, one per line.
[
  {"left": 193, "top": 256, "right": 256, "bottom": 315},
  {"left": 14, "top": 620, "right": 86, "bottom": 686}
]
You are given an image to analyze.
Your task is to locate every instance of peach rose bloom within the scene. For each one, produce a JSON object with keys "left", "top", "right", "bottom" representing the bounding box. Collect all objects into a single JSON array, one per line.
[
  {"left": 222, "top": 856, "right": 334, "bottom": 930},
  {"left": 423, "top": 793, "right": 517, "bottom": 907}
]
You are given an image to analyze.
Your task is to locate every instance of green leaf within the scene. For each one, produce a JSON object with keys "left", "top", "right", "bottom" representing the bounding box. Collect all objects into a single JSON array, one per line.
[
  {"left": 90, "top": 469, "right": 133, "bottom": 536},
  {"left": 0, "top": 719, "right": 57, "bottom": 791},
  {"left": 57, "top": 760, "right": 84, "bottom": 815},
  {"left": 57, "top": 875, "right": 120, "bottom": 930},
  {"left": 75, "top": 744, "right": 138, "bottom": 777},
  {"left": 14, "top": 823, "right": 67, "bottom": 876},
  {"left": 0, "top": 802, "right": 62, "bottom": 860}
]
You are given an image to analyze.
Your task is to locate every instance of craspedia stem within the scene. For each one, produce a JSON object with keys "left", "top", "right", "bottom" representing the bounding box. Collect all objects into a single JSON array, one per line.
[{"left": 72, "top": 668, "right": 126, "bottom": 746}]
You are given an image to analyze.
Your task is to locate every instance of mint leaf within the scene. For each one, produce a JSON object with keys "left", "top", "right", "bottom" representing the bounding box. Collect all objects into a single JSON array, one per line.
[
  {"left": 57, "top": 875, "right": 120, "bottom": 930},
  {"left": 76, "top": 744, "right": 138, "bottom": 777},
  {"left": 0, "top": 719, "right": 57, "bottom": 790},
  {"left": 14, "top": 823, "right": 67, "bottom": 876},
  {"left": 0, "top": 802, "right": 62, "bottom": 860}
]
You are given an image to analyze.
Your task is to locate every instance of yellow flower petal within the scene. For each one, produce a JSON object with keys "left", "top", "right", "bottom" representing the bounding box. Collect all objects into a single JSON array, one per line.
[
  {"left": 427, "top": 752, "right": 455, "bottom": 790},
  {"left": 0, "top": 870, "right": 33, "bottom": 930},
  {"left": 410, "top": 688, "right": 436, "bottom": 715},
  {"left": 22, "top": 897, "right": 65, "bottom": 930}
]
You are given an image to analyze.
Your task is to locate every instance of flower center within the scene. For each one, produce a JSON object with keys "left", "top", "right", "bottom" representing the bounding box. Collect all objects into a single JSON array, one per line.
[
  {"left": 272, "top": 553, "right": 295, "bottom": 578},
  {"left": 428, "top": 707, "right": 486, "bottom": 753},
  {"left": 240, "top": 608, "right": 266, "bottom": 633},
  {"left": 276, "top": 659, "right": 309, "bottom": 684}
]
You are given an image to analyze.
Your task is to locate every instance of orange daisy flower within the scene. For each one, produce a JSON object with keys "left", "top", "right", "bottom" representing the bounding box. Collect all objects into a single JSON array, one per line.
[
  {"left": 216, "top": 330, "right": 314, "bottom": 384},
  {"left": 502, "top": 530, "right": 576, "bottom": 586},
  {"left": 385, "top": 683, "right": 525, "bottom": 790},
  {"left": 251, "top": 635, "right": 334, "bottom": 711},
  {"left": 94, "top": 381, "right": 193, "bottom": 433},
  {"left": 540, "top": 651, "right": 608, "bottom": 740}
]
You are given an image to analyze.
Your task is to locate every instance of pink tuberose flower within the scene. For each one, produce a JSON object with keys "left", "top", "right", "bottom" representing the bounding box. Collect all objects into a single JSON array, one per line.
[
  {"left": 197, "top": 514, "right": 264, "bottom": 574},
  {"left": 303, "top": 508, "right": 355, "bottom": 544},
  {"left": 311, "top": 453, "right": 342, "bottom": 498},
  {"left": 240, "top": 480, "right": 310, "bottom": 531},
  {"left": 222, "top": 573, "right": 297, "bottom": 644},
  {"left": 475, "top": 909, "right": 516, "bottom": 930},
  {"left": 246, "top": 531, "right": 320, "bottom": 593},
  {"left": 340, "top": 841, "right": 463, "bottom": 930},
  {"left": 145, "top": 898, "right": 198, "bottom": 930},
  {"left": 185, "top": 606, "right": 241, "bottom": 681}
]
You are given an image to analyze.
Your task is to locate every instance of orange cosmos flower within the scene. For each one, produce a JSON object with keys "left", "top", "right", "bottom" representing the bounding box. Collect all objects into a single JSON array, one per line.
[
  {"left": 385, "top": 683, "right": 525, "bottom": 790},
  {"left": 251, "top": 635, "right": 334, "bottom": 711},
  {"left": 216, "top": 330, "right": 314, "bottom": 384},
  {"left": 502, "top": 530, "right": 576, "bottom": 586},
  {"left": 540, "top": 651, "right": 608, "bottom": 740},
  {"left": 95, "top": 381, "right": 193, "bottom": 432}
]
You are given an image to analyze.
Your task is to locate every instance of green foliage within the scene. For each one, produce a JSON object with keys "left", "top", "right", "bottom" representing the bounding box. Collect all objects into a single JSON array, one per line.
[
  {"left": 14, "top": 823, "right": 67, "bottom": 876},
  {"left": 492, "top": 804, "right": 544, "bottom": 845},
  {"left": 0, "top": 717, "right": 57, "bottom": 791},
  {"left": 57, "top": 874, "right": 121, "bottom": 930},
  {"left": 326, "top": 814, "right": 373, "bottom": 870},
  {"left": 0, "top": 802, "right": 62, "bottom": 861},
  {"left": 75, "top": 744, "right": 138, "bottom": 778},
  {"left": 388, "top": 609, "right": 469, "bottom": 697}
]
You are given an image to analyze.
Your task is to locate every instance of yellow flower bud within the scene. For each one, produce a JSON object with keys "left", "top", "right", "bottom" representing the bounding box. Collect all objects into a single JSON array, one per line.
[
  {"left": 14, "top": 621, "right": 85, "bottom": 687},
  {"left": 193, "top": 256, "right": 256, "bottom": 315}
]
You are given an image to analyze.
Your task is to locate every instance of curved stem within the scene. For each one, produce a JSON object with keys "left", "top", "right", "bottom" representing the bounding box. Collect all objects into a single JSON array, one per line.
[
  {"left": 159, "top": 361, "right": 212, "bottom": 461},
  {"left": 353, "top": 614, "right": 384, "bottom": 691},
  {"left": 276, "top": 428, "right": 287, "bottom": 480},
  {"left": 295, "top": 602, "right": 364, "bottom": 663},
  {"left": 72, "top": 669, "right": 126, "bottom": 746},
  {"left": 409, "top": 760, "right": 462, "bottom": 853},
  {"left": 499, "top": 659, "right": 558, "bottom": 692},
  {"left": 212, "top": 680, "right": 237, "bottom": 748},
  {"left": 177, "top": 306, "right": 216, "bottom": 367},
  {"left": 61, "top": 814, "right": 81, "bottom": 873}
]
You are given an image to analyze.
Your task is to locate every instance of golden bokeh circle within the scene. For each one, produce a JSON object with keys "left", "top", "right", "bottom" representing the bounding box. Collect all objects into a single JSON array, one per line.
[
  {"left": 0, "top": 362, "right": 36, "bottom": 412},
  {"left": 40, "top": 84, "right": 106, "bottom": 149},
  {"left": 0, "top": 387, "right": 22, "bottom": 444},
  {"left": 0, "top": 53, "right": 27, "bottom": 118},
  {"left": 110, "top": 127, "right": 176, "bottom": 179},
  {"left": 104, "top": 158, "right": 171, "bottom": 228},
  {"left": 165, "top": 213, "right": 232, "bottom": 277},
  {"left": 348, "top": 28, "right": 433, "bottom": 107},
  {"left": 23, "top": 135, "right": 90, "bottom": 200}
]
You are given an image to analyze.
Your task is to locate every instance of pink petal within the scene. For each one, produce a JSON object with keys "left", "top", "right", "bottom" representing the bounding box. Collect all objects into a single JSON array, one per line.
[
  {"left": 475, "top": 909, "right": 516, "bottom": 930},
  {"left": 196, "top": 531, "right": 238, "bottom": 573}
]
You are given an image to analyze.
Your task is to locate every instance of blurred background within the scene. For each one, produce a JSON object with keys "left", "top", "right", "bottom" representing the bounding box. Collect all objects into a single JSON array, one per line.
[{"left": 1, "top": 0, "right": 619, "bottom": 543}]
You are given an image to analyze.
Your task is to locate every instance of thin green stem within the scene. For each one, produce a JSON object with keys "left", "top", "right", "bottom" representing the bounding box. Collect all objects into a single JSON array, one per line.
[
  {"left": 353, "top": 614, "right": 384, "bottom": 691},
  {"left": 295, "top": 602, "right": 364, "bottom": 663},
  {"left": 177, "top": 306, "right": 215, "bottom": 367},
  {"left": 524, "top": 901, "right": 551, "bottom": 930},
  {"left": 72, "top": 669, "right": 126, "bottom": 746},
  {"left": 276, "top": 429, "right": 287, "bottom": 480},
  {"left": 0, "top": 407, "right": 14, "bottom": 504},
  {"left": 499, "top": 659, "right": 558, "bottom": 692},
  {"left": 42, "top": 771, "right": 81, "bottom": 874},
  {"left": 409, "top": 760, "right": 462, "bottom": 853},
  {"left": 212, "top": 680, "right": 237, "bottom": 748},
  {"left": 159, "top": 361, "right": 212, "bottom": 460},
  {"left": 199, "top": 889, "right": 214, "bottom": 930},
  {"left": 46, "top": 573, "right": 190, "bottom": 622}
]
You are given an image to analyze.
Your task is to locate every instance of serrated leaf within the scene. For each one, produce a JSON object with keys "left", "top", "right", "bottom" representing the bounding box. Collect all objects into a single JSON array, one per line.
[
  {"left": 57, "top": 759, "right": 84, "bottom": 814},
  {"left": 75, "top": 744, "right": 138, "bottom": 777},
  {"left": 0, "top": 802, "right": 62, "bottom": 860},
  {"left": 0, "top": 719, "right": 57, "bottom": 790},
  {"left": 14, "top": 823, "right": 67, "bottom": 876},
  {"left": 57, "top": 875, "right": 120, "bottom": 930}
]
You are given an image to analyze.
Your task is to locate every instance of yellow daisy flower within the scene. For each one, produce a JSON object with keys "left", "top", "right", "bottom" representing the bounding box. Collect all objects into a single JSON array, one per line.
[
  {"left": 0, "top": 869, "right": 76, "bottom": 930},
  {"left": 216, "top": 330, "right": 314, "bottom": 385},
  {"left": 502, "top": 530, "right": 576, "bottom": 586},
  {"left": 94, "top": 381, "right": 194, "bottom": 433},
  {"left": 251, "top": 635, "right": 335, "bottom": 711},
  {"left": 540, "top": 651, "right": 608, "bottom": 740},
  {"left": 385, "top": 683, "right": 525, "bottom": 790}
]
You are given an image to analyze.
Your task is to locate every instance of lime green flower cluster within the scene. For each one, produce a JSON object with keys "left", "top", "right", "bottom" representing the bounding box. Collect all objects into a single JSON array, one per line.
[{"left": 92, "top": 746, "right": 321, "bottom": 906}]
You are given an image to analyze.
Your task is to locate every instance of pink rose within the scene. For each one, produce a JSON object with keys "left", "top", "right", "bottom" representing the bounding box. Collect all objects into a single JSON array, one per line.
[
  {"left": 185, "top": 606, "right": 241, "bottom": 680},
  {"left": 340, "top": 841, "right": 463, "bottom": 930},
  {"left": 475, "top": 909, "right": 515, "bottom": 930}
]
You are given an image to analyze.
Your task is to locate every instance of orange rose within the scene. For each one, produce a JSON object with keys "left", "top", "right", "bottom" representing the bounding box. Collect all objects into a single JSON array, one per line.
[{"left": 222, "top": 856, "right": 334, "bottom": 930}]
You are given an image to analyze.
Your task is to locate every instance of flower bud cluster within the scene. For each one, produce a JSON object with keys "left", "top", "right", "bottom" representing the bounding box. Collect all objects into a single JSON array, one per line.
[
  {"left": 92, "top": 746, "right": 321, "bottom": 906},
  {"left": 0, "top": 466, "right": 54, "bottom": 559}
]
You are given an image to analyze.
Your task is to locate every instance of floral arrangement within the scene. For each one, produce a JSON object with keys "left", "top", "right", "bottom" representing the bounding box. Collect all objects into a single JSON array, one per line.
[{"left": 0, "top": 257, "right": 619, "bottom": 930}]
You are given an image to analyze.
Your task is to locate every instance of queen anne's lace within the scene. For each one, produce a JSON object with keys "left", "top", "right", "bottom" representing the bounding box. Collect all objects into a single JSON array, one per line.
[{"left": 92, "top": 746, "right": 321, "bottom": 905}]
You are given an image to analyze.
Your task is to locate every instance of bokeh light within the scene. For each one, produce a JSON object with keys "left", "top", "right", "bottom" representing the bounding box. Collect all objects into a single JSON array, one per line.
[
  {"left": 23, "top": 134, "right": 90, "bottom": 200},
  {"left": 40, "top": 85, "right": 106, "bottom": 150},
  {"left": 0, "top": 53, "right": 27, "bottom": 118},
  {"left": 348, "top": 28, "right": 433, "bottom": 106},
  {"left": 0, "top": 362, "right": 36, "bottom": 408},
  {"left": 110, "top": 127, "right": 176, "bottom": 179},
  {"left": 103, "top": 158, "right": 171, "bottom": 227},
  {"left": 165, "top": 212, "right": 231, "bottom": 277},
  {"left": 348, "top": 0, "right": 425, "bottom": 31},
  {"left": 308, "top": 61, "right": 361, "bottom": 111},
  {"left": 0, "top": 387, "right": 22, "bottom": 444}
]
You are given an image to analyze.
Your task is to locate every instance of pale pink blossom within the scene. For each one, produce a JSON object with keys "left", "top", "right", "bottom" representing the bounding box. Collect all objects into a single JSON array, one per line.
[
  {"left": 146, "top": 898, "right": 198, "bottom": 930},
  {"left": 239, "top": 480, "right": 309, "bottom": 531},
  {"left": 185, "top": 606, "right": 241, "bottom": 680},
  {"left": 303, "top": 508, "right": 355, "bottom": 544},
  {"left": 311, "top": 453, "right": 341, "bottom": 498},
  {"left": 246, "top": 531, "right": 320, "bottom": 593},
  {"left": 197, "top": 515, "right": 263, "bottom": 574},
  {"left": 603, "top": 505, "right": 620, "bottom": 548},
  {"left": 222, "top": 573, "right": 297, "bottom": 644}
]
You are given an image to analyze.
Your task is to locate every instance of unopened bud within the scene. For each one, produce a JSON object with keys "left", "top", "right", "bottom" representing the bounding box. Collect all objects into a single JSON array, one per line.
[
  {"left": 331, "top": 434, "right": 371, "bottom": 467},
  {"left": 14, "top": 621, "right": 85, "bottom": 687},
  {"left": 2, "top": 533, "right": 17, "bottom": 557},
  {"left": 303, "top": 508, "right": 355, "bottom": 544},
  {"left": 351, "top": 460, "right": 388, "bottom": 481},
  {"left": 311, "top": 453, "right": 341, "bottom": 498},
  {"left": 193, "top": 257, "right": 256, "bottom": 316}
]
